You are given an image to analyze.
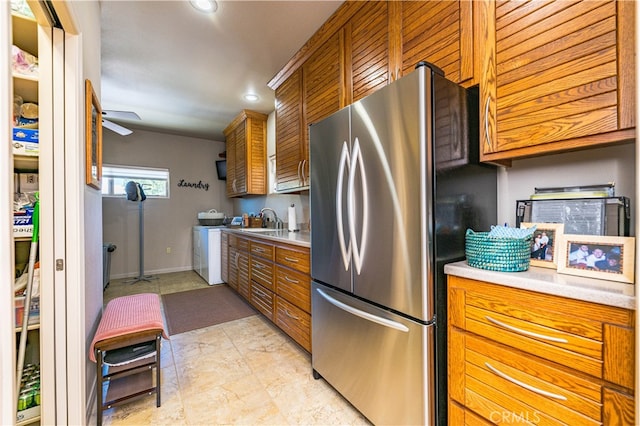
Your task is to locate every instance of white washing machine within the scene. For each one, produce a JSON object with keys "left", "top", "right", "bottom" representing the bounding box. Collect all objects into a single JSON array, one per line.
[{"left": 193, "top": 226, "right": 223, "bottom": 285}]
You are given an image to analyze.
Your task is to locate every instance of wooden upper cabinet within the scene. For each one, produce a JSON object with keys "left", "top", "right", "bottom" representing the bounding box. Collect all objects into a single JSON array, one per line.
[
  {"left": 223, "top": 110, "right": 268, "bottom": 197},
  {"left": 303, "top": 31, "right": 345, "bottom": 134},
  {"left": 225, "top": 123, "right": 239, "bottom": 196},
  {"left": 479, "top": 0, "right": 636, "bottom": 164},
  {"left": 275, "top": 69, "right": 306, "bottom": 192},
  {"left": 347, "top": 0, "right": 390, "bottom": 103},
  {"left": 391, "top": 1, "right": 476, "bottom": 86}
]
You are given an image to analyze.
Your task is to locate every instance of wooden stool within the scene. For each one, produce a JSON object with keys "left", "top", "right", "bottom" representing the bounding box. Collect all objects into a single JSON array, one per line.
[{"left": 89, "top": 294, "right": 168, "bottom": 426}]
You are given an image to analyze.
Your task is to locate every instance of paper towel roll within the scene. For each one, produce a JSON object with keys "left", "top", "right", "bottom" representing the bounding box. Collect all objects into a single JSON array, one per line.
[{"left": 288, "top": 204, "right": 299, "bottom": 232}]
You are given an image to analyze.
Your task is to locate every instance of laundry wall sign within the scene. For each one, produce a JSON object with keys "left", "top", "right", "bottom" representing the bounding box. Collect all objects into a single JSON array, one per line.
[{"left": 177, "top": 179, "right": 210, "bottom": 191}]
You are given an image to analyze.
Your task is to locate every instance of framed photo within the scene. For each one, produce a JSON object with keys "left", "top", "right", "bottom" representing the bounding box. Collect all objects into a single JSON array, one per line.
[
  {"left": 85, "top": 79, "right": 102, "bottom": 189},
  {"left": 520, "top": 222, "right": 564, "bottom": 269},
  {"left": 557, "top": 235, "right": 635, "bottom": 284}
]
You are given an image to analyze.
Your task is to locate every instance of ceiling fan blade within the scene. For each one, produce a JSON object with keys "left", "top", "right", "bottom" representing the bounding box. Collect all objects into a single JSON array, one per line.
[
  {"left": 103, "top": 119, "right": 133, "bottom": 136},
  {"left": 102, "top": 110, "right": 141, "bottom": 121}
]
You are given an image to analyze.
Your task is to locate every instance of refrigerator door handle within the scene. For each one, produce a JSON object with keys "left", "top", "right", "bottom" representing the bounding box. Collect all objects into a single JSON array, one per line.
[
  {"left": 347, "top": 137, "right": 369, "bottom": 275},
  {"left": 316, "top": 288, "right": 409, "bottom": 332},
  {"left": 336, "top": 141, "right": 352, "bottom": 271}
]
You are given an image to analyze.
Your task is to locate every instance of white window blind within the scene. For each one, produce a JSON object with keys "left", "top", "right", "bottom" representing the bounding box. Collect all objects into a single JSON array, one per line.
[{"left": 101, "top": 164, "right": 170, "bottom": 198}]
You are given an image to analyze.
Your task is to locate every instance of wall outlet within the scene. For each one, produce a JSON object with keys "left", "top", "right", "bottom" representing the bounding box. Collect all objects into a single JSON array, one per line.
[{"left": 166, "top": 247, "right": 171, "bottom": 254}]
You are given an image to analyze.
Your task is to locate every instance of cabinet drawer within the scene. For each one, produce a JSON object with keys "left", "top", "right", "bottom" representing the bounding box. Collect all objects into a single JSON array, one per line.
[
  {"left": 461, "top": 331, "right": 603, "bottom": 425},
  {"left": 250, "top": 240, "right": 274, "bottom": 261},
  {"left": 275, "top": 245, "right": 310, "bottom": 274},
  {"left": 250, "top": 257, "right": 274, "bottom": 291},
  {"left": 275, "top": 265, "right": 310, "bottom": 313},
  {"left": 275, "top": 296, "right": 311, "bottom": 352},
  {"left": 250, "top": 282, "right": 274, "bottom": 321},
  {"left": 449, "top": 276, "right": 634, "bottom": 387}
]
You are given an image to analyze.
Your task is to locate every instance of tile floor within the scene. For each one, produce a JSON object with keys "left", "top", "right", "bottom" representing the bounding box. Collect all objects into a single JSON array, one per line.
[{"left": 92, "top": 271, "right": 371, "bottom": 425}]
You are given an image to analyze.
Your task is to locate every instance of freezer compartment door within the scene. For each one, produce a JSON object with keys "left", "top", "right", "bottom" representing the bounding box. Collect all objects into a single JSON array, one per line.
[{"left": 311, "top": 282, "right": 434, "bottom": 425}]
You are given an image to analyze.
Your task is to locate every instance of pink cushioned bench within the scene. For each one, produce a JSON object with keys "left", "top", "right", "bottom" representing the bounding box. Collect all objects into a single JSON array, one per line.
[{"left": 90, "top": 293, "right": 168, "bottom": 426}]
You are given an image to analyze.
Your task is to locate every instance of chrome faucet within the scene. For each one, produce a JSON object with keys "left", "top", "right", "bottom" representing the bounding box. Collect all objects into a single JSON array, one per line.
[{"left": 260, "top": 207, "right": 283, "bottom": 229}]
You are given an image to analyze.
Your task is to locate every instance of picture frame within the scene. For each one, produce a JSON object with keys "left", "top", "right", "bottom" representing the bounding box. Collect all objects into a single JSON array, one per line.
[
  {"left": 520, "top": 222, "right": 564, "bottom": 269},
  {"left": 85, "top": 79, "right": 102, "bottom": 189},
  {"left": 557, "top": 234, "right": 635, "bottom": 284}
]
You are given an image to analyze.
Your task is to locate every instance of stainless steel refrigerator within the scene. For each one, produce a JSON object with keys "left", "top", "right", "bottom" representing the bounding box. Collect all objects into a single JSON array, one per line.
[{"left": 309, "top": 62, "right": 497, "bottom": 425}]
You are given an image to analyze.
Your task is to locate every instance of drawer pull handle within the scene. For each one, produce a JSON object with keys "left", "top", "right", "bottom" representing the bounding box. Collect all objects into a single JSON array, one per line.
[
  {"left": 284, "top": 276, "right": 299, "bottom": 284},
  {"left": 284, "top": 256, "right": 299, "bottom": 263},
  {"left": 485, "top": 316, "right": 568, "bottom": 344},
  {"left": 253, "top": 264, "right": 265, "bottom": 270},
  {"left": 253, "top": 288, "right": 266, "bottom": 297},
  {"left": 253, "top": 247, "right": 265, "bottom": 252},
  {"left": 284, "top": 309, "right": 300, "bottom": 320},
  {"left": 485, "top": 362, "right": 567, "bottom": 401}
]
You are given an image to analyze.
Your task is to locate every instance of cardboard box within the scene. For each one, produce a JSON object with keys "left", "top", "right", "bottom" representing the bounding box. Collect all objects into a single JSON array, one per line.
[
  {"left": 13, "top": 208, "right": 34, "bottom": 238},
  {"left": 12, "top": 128, "right": 39, "bottom": 156},
  {"left": 14, "top": 296, "right": 40, "bottom": 328},
  {"left": 19, "top": 173, "right": 38, "bottom": 192}
]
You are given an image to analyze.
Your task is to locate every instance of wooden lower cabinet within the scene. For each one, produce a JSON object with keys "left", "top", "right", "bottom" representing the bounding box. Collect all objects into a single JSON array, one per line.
[
  {"left": 227, "top": 234, "right": 250, "bottom": 299},
  {"left": 448, "top": 275, "right": 634, "bottom": 425},
  {"left": 223, "top": 232, "right": 312, "bottom": 352}
]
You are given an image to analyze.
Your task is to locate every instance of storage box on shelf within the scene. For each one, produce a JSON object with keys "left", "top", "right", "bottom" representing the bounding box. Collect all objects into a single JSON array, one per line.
[{"left": 12, "top": 128, "right": 39, "bottom": 156}]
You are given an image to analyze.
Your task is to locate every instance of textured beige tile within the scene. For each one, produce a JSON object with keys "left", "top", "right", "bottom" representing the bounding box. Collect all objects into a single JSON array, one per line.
[{"left": 182, "top": 373, "right": 287, "bottom": 426}]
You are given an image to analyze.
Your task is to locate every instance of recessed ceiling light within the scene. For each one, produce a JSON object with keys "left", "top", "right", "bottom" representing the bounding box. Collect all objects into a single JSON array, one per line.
[
  {"left": 244, "top": 93, "right": 259, "bottom": 102},
  {"left": 190, "top": 0, "right": 217, "bottom": 13}
]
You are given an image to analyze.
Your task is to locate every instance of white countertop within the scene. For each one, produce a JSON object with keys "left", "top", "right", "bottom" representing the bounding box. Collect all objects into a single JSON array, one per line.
[
  {"left": 223, "top": 228, "right": 311, "bottom": 248},
  {"left": 445, "top": 260, "right": 635, "bottom": 310}
]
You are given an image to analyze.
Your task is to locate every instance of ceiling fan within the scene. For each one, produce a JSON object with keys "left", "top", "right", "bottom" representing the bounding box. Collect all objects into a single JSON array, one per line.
[{"left": 102, "top": 110, "right": 141, "bottom": 136}]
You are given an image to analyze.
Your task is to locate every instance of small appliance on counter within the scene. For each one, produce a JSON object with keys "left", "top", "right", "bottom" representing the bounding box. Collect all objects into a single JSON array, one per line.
[
  {"left": 197, "top": 209, "right": 225, "bottom": 226},
  {"left": 227, "top": 216, "right": 244, "bottom": 228}
]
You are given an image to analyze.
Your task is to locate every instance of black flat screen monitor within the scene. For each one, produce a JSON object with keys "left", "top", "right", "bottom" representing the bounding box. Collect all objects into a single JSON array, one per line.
[{"left": 216, "top": 160, "right": 227, "bottom": 181}]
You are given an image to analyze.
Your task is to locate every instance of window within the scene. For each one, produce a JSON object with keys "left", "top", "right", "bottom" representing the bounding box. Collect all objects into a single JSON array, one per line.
[{"left": 101, "top": 165, "right": 170, "bottom": 198}]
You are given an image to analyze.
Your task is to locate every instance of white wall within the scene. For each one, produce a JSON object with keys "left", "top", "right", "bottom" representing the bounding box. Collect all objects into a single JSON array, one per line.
[
  {"left": 102, "top": 129, "right": 231, "bottom": 278},
  {"left": 68, "top": 0, "right": 103, "bottom": 422}
]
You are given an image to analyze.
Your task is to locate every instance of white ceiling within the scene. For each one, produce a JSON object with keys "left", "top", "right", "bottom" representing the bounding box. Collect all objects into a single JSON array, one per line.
[{"left": 100, "top": 0, "right": 343, "bottom": 141}]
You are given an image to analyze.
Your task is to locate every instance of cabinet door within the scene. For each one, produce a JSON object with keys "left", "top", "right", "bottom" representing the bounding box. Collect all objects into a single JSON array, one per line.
[
  {"left": 348, "top": 0, "right": 390, "bottom": 102},
  {"left": 275, "top": 69, "right": 306, "bottom": 191},
  {"left": 225, "top": 126, "right": 237, "bottom": 196},
  {"left": 480, "top": 0, "right": 635, "bottom": 163},
  {"left": 303, "top": 31, "right": 344, "bottom": 152},
  {"left": 396, "top": 1, "right": 475, "bottom": 85},
  {"left": 233, "top": 122, "right": 247, "bottom": 194},
  {"left": 227, "top": 246, "right": 238, "bottom": 290},
  {"left": 237, "top": 250, "right": 250, "bottom": 300}
]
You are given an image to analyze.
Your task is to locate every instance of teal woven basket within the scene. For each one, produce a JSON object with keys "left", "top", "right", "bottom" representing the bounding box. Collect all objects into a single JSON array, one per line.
[{"left": 465, "top": 229, "right": 532, "bottom": 272}]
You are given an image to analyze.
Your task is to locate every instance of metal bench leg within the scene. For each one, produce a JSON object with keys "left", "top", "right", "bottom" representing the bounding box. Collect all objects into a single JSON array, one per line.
[
  {"left": 96, "top": 349, "right": 104, "bottom": 426},
  {"left": 155, "top": 334, "right": 161, "bottom": 407}
]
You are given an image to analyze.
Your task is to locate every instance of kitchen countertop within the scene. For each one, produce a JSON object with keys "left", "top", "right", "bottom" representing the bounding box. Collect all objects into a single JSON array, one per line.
[
  {"left": 223, "top": 228, "right": 311, "bottom": 248},
  {"left": 445, "top": 260, "right": 635, "bottom": 310}
]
